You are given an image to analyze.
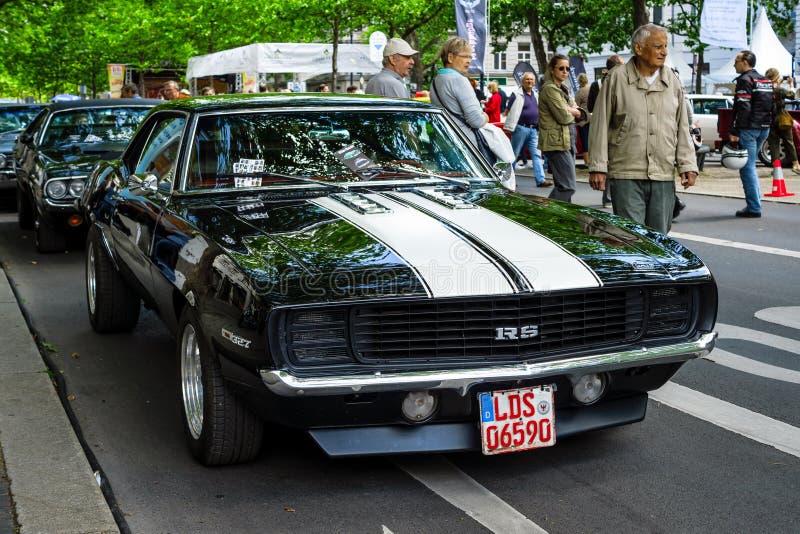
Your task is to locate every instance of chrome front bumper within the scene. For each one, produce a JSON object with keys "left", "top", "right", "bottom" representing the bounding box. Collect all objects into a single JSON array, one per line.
[{"left": 260, "top": 332, "right": 717, "bottom": 397}]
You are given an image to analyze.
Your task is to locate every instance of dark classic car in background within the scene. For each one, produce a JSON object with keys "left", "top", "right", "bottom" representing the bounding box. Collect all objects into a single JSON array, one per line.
[
  {"left": 80, "top": 94, "right": 718, "bottom": 466},
  {"left": 0, "top": 103, "right": 45, "bottom": 191},
  {"left": 14, "top": 98, "right": 159, "bottom": 252}
]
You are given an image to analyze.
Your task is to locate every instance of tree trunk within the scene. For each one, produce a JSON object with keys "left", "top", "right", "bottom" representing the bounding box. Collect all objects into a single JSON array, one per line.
[
  {"left": 695, "top": 48, "right": 704, "bottom": 94},
  {"left": 331, "top": 18, "right": 339, "bottom": 92},
  {"left": 526, "top": 7, "right": 547, "bottom": 74},
  {"left": 633, "top": 0, "right": 649, "bottom": 29}
]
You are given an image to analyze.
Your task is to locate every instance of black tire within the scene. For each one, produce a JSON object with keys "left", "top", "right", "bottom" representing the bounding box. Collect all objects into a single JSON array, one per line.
[
  {"left": 34, "top": 218, "right": 67, "bottom": 253},
  {"left": 759, "top": 138, "right": 793, "bottom": 168},
  {"left": 177, "top": 307, "right": 264, "bottom": 466},
  {"left": 85, "top": 226, "right": 140, "bottom": 332},
  {"left": 17, "top": 186, "right": 33, "bottom": 230}
]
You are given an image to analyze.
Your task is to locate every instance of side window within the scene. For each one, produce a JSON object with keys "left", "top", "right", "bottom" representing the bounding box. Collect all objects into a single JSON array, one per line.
[{"left": 135, "top": 117, "right": 186, "bottom": 186}]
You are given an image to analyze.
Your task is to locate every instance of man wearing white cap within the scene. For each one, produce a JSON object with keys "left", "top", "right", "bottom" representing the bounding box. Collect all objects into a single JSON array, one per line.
[{"left": 365, "top": 37, "right": 418, "bottom": 98}]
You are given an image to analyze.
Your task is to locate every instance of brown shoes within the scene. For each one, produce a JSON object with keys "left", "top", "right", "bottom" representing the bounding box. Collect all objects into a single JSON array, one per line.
[{"left": 537, "top": 180, "right": 554, "bottom": 187}]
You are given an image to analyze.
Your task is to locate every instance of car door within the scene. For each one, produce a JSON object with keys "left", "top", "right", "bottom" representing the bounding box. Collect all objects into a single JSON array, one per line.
[{"left": 112, "top": 113, "right": 187, "bottom": 302}]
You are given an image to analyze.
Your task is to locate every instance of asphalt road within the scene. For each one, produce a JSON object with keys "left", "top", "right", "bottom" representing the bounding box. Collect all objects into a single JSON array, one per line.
[{"left": 0, "top": 184, "right": 798, "bottom": 534}]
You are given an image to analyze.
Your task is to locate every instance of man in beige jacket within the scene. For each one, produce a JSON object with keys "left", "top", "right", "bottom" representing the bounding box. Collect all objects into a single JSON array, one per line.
[{"left": 588, "top": 24, "right": 697, "bottom": 233}]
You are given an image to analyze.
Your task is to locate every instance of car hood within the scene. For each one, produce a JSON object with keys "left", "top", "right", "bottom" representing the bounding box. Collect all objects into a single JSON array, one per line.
[
  {"left": 178, "top": 185, "right": 710, "bottom": 303},
  {"left": 40, "top": 154, "right": 102, "bottom": 178}
]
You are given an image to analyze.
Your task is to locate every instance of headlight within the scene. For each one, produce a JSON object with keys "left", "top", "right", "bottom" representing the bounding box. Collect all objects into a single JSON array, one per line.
[
  {"left": 45, "top": 180, "right": 67, "bottom": 199},
  {"left": 68, "top": 179, "right": 85, "bottom": 197},
  {"left": 0, "top": 154, "right": 6, "bottom": 168}
]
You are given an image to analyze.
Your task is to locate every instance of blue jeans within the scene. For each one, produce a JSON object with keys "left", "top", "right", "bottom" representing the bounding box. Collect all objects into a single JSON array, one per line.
[
  {"left": 738, "top": 128, "right": 769, "bottom": 213},
  {"left": 511, "top": 126, "right": 546, "bottom": 184}
]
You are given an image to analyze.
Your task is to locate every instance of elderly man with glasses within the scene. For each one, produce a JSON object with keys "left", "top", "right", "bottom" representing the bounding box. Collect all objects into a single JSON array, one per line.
[
  {"left": 504, "top": 72, "right": 552, "bottom": 187},
  {"left": 589, "top": 23, "right": 697, "bottom": 234},
  {"left": 365, "top": 38, "right": 418, "bottom": 98}
]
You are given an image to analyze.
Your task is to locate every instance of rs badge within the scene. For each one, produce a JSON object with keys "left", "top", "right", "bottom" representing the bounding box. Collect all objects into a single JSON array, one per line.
[{"left": 495, "top": 325, "right": 539, "bottom": 340}]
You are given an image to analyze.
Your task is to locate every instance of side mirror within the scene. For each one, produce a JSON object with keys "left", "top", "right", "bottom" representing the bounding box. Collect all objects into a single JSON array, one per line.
[
  {"left": 129, "top": 173, "right": 158, "bottom": 193},
  {"left": 19, "top": 133, "right": 34, "bottom": 145}
]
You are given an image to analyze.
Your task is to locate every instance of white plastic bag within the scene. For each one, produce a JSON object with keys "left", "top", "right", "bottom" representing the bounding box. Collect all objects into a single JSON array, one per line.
[{"left": 478, "top": 123, "right": 516, "bottom": 163}]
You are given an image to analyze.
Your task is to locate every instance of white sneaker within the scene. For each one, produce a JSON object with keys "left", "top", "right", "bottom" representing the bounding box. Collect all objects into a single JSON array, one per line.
[{"left": 517, "top": 162, "right": 529, "bottom": 169}]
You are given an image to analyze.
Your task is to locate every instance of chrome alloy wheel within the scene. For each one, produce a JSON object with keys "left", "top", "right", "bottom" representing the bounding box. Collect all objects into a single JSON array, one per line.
[
  {"left": 181, "top": 324, "right": 204, "bottom": 440},
  {"left": 86, "top": 241, "right": 97, "bottom": 315}
]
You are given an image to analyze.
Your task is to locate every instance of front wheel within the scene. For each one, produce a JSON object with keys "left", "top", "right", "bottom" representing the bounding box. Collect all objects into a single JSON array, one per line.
[
  {"left": 34, "top": 218, "right": 67, "bottom": 253},
  {"left": 17, "top": 186, "right": 33, "bottom": 230},
  {"left": 86, "top": 226, "right": 140, "bottom": 332},
  {"left": 178, "top": 307, "right": 264, "bottom": 466}
]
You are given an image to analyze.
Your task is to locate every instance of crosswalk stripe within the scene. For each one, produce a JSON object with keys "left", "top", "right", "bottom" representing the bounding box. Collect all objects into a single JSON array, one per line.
[
  {"left": 395, "top": 455, "right": 548, "bottom": 534},
  {"left": 669, "top": 232, "right": 800, "bottom": 259},
  {"left": 716, "top": 323, "right": 800, "bottom": 355},
  {"left": 705, "top": 348, "right": 800, "bottom": 384},
  {"left": 754, "top": 307, "right": 800, "bottom": 330},
  {"left": 651, "top": 382, "right": 800, "bottom": 458}
]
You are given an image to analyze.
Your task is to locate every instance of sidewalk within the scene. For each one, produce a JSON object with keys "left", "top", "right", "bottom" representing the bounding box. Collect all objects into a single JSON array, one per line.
[
  {"left": 516, "top": 159, "right": 800, "bottom": 204},
  {"left": 0, "top": 266, "right": 118, "bottom": 534}
]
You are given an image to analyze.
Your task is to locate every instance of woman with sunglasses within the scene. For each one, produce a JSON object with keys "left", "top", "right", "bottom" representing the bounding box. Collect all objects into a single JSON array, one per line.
[{"left": 538, "top": 54, "right": 584, "bottom": 202}]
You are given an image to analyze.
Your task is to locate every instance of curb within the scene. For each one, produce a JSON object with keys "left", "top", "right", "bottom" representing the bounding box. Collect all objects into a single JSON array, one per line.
[{"left": 0, "top": 265, "right": 119, "bottom": 534}]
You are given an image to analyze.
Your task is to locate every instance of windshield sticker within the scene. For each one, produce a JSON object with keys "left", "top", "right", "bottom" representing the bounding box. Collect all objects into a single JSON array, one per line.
[
  {"left": 234, "top": 177, "right": 262, "bottom": 188},
  {"left": 334, "top": 144, "right": 380, "bottom": 179},
  {"left": 232, "top": 158, "right": 265, "bottom": 174}
]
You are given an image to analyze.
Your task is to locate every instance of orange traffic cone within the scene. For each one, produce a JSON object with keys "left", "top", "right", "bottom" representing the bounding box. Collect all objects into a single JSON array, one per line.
[{"left": 764, "top": 160, "right": 795, "bottom": 197}]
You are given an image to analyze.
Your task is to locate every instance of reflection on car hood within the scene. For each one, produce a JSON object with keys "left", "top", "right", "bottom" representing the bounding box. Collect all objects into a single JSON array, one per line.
[
  {"left": 41, "top": 155, "right": 99, "bottom": 178},
  {"left": 177, "top": 186, "right": 711, "bottom": 303}
]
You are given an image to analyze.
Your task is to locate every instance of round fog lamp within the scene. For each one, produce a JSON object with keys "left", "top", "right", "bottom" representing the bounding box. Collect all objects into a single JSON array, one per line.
[
  {"left": 572, "top": 373, "right": 606, "bottom": 405},
  {"left": 401, "top": 391, "right": 437, "bottom": 422},
  {"left": 45, "top": 180, "right": 67, "bottom": 199}
]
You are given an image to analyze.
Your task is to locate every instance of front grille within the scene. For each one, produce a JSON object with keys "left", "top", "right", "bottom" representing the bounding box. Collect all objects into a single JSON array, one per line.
[
  {"left": 646, "top": 286, "right": 693, "bottom": 335},
  {"left": 350, "top": 289, "right": 645, "bottom": 362}
]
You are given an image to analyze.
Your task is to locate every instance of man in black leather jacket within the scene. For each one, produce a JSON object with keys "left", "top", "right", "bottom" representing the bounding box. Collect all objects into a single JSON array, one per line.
[{"left": 729, "top": 50, "right": 774, "bottom": 218}]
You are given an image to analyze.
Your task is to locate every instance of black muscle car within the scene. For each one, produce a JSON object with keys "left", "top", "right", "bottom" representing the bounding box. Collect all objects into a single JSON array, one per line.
[
  {"left": 81, "top": 94, "right": 717, "bottom": 466},
  {"left": 15, "top": 98, "right": 159, "bottom": 252}
]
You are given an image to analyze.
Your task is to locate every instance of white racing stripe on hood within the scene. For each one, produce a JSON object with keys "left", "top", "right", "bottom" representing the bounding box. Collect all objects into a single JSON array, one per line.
[
  {"left": 388, "top": 191, "right": 601, "bottom": 292},
  {"left": 311, "top": 196, "right": 515, "bottom": 298}
]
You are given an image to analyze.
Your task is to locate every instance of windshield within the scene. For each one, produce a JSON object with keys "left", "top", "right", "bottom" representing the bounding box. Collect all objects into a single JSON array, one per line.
[
  {"left": 39, "top": 107, "right": 152, "bottom": 156},
  {"left": 185, "top": 109, "right": 491, "bottom": 190},
  {"left": 0, "top": 106, "right": 42, "bottom": 134}
]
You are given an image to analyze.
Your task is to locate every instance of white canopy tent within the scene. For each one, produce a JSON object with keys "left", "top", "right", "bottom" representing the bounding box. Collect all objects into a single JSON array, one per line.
[
  {"left": 665, "top": 45, "right": 694, "bottom": 88},
  {"left": 186, "top": 43, "right": 382, "bottom": 82},
  {"left": 706, "top": 7, "right": 792, "bottom": 83}
]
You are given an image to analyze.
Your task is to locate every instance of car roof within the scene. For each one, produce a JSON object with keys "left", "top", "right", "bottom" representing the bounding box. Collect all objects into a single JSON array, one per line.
[
  {"left": 47, "top": 98, "right": 162, "bottom": 112},
  {"left": 0, "top": 103, "right": 47, "bottom": 110},
  {"left": 153, "top": 93, "right": 436, "bottom": 113}
]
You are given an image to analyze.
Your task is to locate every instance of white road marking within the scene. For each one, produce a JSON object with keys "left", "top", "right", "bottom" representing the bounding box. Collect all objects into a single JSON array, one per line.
[
  {"left": 669, "top": 232, "right": 800, "bottom": 259},
  {"left": 716, "top": 323, "right": 800, "bottom": 355},
  {"left": 754, "top": 307, "right": 800, "bottom": 330},
  {"left": 650, "top": 382, "right": 800, "bottom": 458},
  {"left": 381, "top": 526, "right": 394, "bottom": 534},
  {"left": 395, "top": 455, "right": 548, "bottom": 534},
  {"left": 705, "top": 348, "right": 800, "bottom": 384}
]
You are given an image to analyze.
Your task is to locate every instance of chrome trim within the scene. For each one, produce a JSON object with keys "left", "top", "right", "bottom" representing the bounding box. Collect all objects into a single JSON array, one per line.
[{"left": 260, "top": 332, "right": 717, "bottom": 397}]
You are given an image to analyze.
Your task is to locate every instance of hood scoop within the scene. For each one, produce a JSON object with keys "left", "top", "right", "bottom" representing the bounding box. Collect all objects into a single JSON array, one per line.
[
  {"left": 414, "top": 188, "right": 476, "bottom": 209},
  {"left": 330, "top": 192, "right": 392, "bottom": 214}
]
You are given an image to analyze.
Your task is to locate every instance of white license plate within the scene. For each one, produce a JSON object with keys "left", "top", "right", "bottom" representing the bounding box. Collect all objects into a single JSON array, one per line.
[{"left": 478, "top": 385, "right": 555, "bottom": 455}]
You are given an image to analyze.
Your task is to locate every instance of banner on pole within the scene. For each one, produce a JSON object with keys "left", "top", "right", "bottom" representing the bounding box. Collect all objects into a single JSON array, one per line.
[
  {"left": 454, "top": 0, "right": 487, "bottom": 74},
  {"left": 699, "top": 0, "right": 748, "bottom": 49},
  {"left": 107, "top": 64, "right": 125, "bottom": 98}
]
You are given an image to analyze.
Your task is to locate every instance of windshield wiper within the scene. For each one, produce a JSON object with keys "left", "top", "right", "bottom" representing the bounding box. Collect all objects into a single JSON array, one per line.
[{"left": 361, "top": 163, "right": 471, "bottom": 189}]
